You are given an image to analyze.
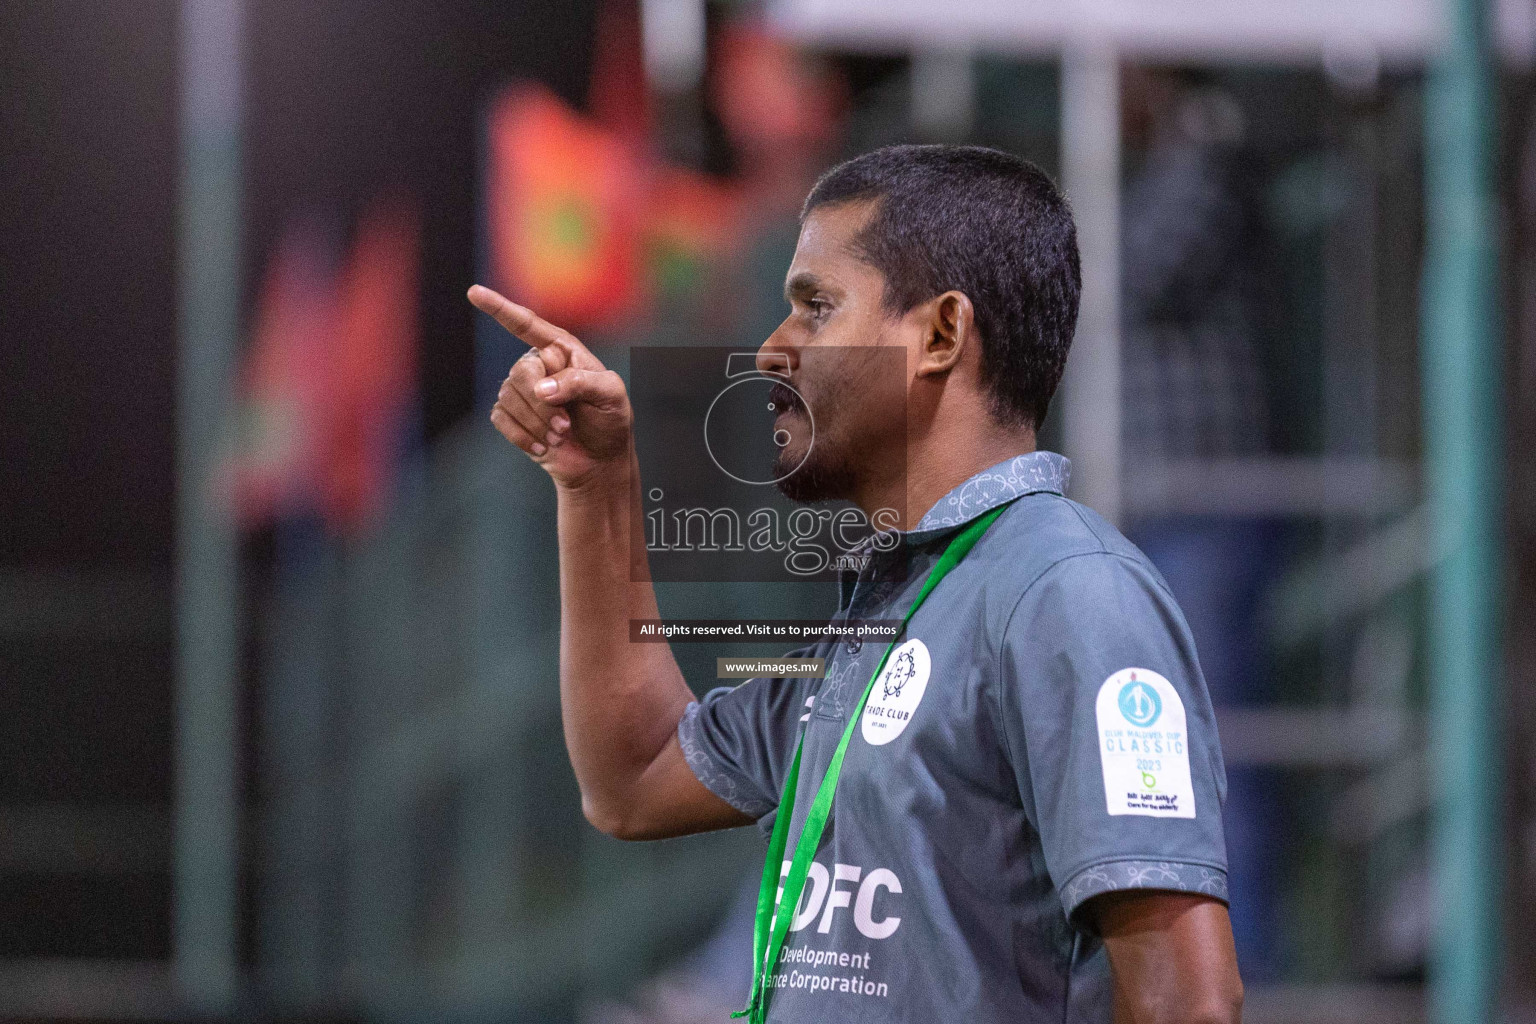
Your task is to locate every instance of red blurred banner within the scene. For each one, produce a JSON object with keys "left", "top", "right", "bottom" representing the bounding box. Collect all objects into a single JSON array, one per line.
[
  {"left": 230, "top": 201, "right": 419, "bottom": 536},
  {"left": 483, "top": 83, "right": 745, "bottom": 331},
  {"left": 486, "top": 86, "right": 645, "bottom": 331}
]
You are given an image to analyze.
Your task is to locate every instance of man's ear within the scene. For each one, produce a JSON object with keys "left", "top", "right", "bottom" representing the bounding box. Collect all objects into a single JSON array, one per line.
[{"left": 913, "top": 290, "right": 975, "bottom": 379}]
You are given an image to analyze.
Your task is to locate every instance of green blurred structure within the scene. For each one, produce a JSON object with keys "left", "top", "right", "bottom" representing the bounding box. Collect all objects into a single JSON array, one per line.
[
  {"left": 1422, "top": 0, "right": 1503, "bottom": 1021},
  {"left": 174, "top": 0, "right": 243, "bottom": 1011},
  {"left": 252, "top": 426, "right": 764, "bottom": 1019}
]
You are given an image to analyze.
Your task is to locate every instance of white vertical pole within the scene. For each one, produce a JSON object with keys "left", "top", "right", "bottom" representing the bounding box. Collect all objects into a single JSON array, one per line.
[
  {"left": 911, "top": 48, "right": 976, "bottom": 141},
  {"left": 641, "top": 0, "right": 706, "bottom": 92},
  {"left": 175, "top": 0, "right": 243, "bottom": 1010},
  {"left": 1059, "top": 41, "right": 1122, "bottom": 524}
]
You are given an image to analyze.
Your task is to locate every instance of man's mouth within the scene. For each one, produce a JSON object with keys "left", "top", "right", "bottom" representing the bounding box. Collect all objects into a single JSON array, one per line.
[{"left": 767, "top": 381, "right": 804, "bottom": 419}]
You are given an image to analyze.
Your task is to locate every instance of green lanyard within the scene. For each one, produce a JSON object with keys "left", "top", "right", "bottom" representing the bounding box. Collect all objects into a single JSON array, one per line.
[{"left": 734, "top": 500, "right": 1014, "bottom": 1024}]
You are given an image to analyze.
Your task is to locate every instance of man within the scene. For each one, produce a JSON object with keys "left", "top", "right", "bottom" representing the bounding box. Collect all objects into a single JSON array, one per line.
[{"left": 471, "top": 145, "right": 1243, "bottom": 1023}]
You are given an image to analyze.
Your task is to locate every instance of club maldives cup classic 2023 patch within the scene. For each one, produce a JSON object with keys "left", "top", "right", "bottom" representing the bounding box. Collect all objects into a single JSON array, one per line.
[{"left": 1095, "top": 668, "right": 1195, "bottom": 818}]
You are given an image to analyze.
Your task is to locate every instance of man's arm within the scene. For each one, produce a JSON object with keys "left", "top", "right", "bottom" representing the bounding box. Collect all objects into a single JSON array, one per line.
[
  {"left": 1090, "top": 891, "right": 1243, "bottom": 1024},
  {"left": 996, "top": 553, "right": 1241, "bottom": 1020},
  {"left": 470, "top": 284, "right": 752, "bottom": 840}
]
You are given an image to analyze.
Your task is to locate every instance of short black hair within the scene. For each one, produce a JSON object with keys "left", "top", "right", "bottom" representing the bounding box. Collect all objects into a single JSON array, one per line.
[{"left": 802, "top": 144, "right": 1080, "bottom": 430}]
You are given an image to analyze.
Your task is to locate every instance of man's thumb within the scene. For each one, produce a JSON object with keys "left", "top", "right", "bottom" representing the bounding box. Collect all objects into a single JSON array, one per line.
[{"left": 537, "top": 367, "right": 625, "bottom": 409}]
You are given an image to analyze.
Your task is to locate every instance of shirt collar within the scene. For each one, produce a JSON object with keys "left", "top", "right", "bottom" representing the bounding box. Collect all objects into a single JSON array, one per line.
[
  {"left": 903, "top": 450, "right": 1071, "bottom": 543},
  {"left": 837, "top": 451, "right": 1071, "bottom": 609}
]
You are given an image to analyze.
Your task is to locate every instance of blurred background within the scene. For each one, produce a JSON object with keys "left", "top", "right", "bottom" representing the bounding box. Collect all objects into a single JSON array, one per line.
[{"left": 3, "top": 0, "right": 1535, "bottom": 1021}]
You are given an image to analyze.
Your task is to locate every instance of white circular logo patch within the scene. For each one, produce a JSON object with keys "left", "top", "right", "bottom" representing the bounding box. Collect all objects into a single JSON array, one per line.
[{"left": 861, "top": 639, "right": 931, "bottom": 745}]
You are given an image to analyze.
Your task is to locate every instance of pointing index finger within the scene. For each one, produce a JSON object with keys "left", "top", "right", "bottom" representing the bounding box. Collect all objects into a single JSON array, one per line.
[{"left": 467, "top": 284, "right": 580, "bottom": 354}]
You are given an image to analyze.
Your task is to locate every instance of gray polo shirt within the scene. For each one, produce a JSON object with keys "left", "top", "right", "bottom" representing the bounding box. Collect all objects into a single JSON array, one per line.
[{"left": 677, "top": 451, "right": 1229, "bottom": 1023}]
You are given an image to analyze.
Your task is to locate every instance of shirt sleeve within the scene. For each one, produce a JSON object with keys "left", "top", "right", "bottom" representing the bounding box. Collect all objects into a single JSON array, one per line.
[
  {"left": 676, "top": 647, "right": 821, "bottom": 826},
  {"left": 997, "top": 552, "right": 1230, "bottom": 928}
]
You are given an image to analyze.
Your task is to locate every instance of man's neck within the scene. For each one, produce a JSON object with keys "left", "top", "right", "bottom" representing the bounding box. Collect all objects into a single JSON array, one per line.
[{"left": 854, "top": 424, "right": 1038, "bottom": 532}]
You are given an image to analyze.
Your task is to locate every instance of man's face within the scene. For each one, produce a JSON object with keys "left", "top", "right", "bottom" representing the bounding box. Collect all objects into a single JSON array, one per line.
[{"left": 759, "top": 200, "right": 910, "bottom": 503}]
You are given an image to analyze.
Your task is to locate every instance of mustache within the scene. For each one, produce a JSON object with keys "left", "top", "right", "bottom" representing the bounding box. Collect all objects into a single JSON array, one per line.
[{"left": 767, "top": 381, "right": 804, "bottom": 414}]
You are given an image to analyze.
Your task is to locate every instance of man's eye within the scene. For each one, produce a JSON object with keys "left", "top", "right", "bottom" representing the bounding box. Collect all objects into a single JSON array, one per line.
[{"left": 808, "top": 299, "right": 830, "bottom": 319}]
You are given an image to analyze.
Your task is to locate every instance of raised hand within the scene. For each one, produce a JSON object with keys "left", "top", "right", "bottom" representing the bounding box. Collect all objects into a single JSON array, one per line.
[{"left": 469, "top": 285, "right": 633, "bottom": 489}]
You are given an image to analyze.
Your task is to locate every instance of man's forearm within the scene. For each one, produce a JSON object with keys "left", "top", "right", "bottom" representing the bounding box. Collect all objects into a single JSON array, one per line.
[
  {"left": 468, "top": 284, "right": 717, "bottom": 836},
  {"left": 1098, "top": 893, "right": 1243, "bottom": 1024},
  {"left": 554, "top": 448, "right": 693, "bottom": 828}
]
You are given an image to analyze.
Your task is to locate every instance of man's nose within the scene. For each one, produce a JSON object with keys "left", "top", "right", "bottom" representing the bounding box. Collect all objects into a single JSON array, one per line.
[
  {"left": 757, "top": 350, "right": 791, "bottom": 379},
  {"left": 757, "top": 323, "right": 798, "bottom": 378}
]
